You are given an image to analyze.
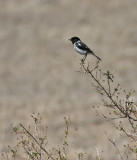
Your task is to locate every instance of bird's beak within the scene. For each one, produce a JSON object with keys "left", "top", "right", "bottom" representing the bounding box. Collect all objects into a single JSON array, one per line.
[{"left": 68, "top": 39, "right": 71, "bottom": 41}]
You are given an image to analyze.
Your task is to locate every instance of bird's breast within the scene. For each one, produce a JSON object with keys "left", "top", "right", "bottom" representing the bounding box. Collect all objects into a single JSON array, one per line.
[{"left": 74, "top": 43, "right": 87, "bottom": 55}]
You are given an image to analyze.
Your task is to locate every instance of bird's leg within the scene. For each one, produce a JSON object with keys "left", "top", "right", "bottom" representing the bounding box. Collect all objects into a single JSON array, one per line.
[{"left": 81, "top": 54, "right": 87, "bottom": 63}]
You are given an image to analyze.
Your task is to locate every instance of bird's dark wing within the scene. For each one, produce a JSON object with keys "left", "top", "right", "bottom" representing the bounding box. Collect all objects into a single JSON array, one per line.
[
  {"left": 76, "top": 41, "right": 91, "bottom": 52},
  {"left": 75, "top": 41, "right": 101, "bottom": 60}
]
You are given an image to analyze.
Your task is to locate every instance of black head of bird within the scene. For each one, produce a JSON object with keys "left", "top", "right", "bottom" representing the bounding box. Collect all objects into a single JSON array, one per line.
[{"left": 69, "top": 37, "right": 80, "bottom": 44}]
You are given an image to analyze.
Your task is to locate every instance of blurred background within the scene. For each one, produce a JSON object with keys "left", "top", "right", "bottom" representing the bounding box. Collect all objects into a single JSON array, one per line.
[{"left": 0, "top": 0, "right": 137, "bottom": 159}]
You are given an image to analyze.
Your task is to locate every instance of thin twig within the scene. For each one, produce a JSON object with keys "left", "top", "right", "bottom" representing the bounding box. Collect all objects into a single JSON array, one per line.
[
  {"left": 20, "top": 124, "right": 55, "bottom": 160},
  {"left": 108, "top": 138, "right": 123, "bottom": 160}
]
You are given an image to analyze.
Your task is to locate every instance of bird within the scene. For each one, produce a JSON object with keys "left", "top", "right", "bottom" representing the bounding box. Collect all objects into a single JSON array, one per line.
[{"left": 69, "top": 37, "right": 101, "bottom": 61}]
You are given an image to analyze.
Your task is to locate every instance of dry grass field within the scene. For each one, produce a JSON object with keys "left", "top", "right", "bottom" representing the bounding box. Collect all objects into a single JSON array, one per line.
[{"left": 0, "top": 0, "right": 137, "bottom": 159}]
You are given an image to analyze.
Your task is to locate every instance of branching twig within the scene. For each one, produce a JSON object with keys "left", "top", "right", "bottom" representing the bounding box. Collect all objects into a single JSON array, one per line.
[
  {"left": 20, "top": 124, "right": 55, "bottom": 160},
  {"left": 81, "top": 61, "right": 137, "bottom": 123}
]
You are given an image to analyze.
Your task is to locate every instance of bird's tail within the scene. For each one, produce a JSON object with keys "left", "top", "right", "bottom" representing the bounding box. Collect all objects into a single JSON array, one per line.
[{"left": 90, "top": 51, "right": 101, "bottom": 61}]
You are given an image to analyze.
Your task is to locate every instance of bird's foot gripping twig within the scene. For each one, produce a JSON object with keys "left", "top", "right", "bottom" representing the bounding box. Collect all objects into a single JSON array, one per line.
[{"left": 81, "top": 55, "right": 87, "bottom": 63}]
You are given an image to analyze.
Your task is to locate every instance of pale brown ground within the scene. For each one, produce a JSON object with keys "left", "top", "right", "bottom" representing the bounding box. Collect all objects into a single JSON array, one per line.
[{"left": 0, "top": 0, "right": 137, "bottom": 159}]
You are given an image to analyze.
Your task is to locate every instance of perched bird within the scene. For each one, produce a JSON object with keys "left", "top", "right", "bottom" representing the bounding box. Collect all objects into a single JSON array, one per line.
[{"left": 69, "top": 37, "right": 101, "bottom": 61}]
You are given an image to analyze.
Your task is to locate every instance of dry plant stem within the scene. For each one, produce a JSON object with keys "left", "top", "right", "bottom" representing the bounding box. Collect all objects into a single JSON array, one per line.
[
  {"left": 20, "top": 124, "right": 55, "bottom": 160},
  {"left": 81, "top": 61, "right": 137, "bottom": 123},
  {"left": 95, "top": 147, "right": 101, "bottom": 160},
  {"left": 108, "top": 138, "right": 123, "bottom": 160},
  {"left": 23, "top": 147, "right": 34, "bottom": 160},
  {"left": 102, "top": 114, "right": 127, "bottom": 120},
  {"left": 105, "top": 131, "right": 123, "bottom": 160}
]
